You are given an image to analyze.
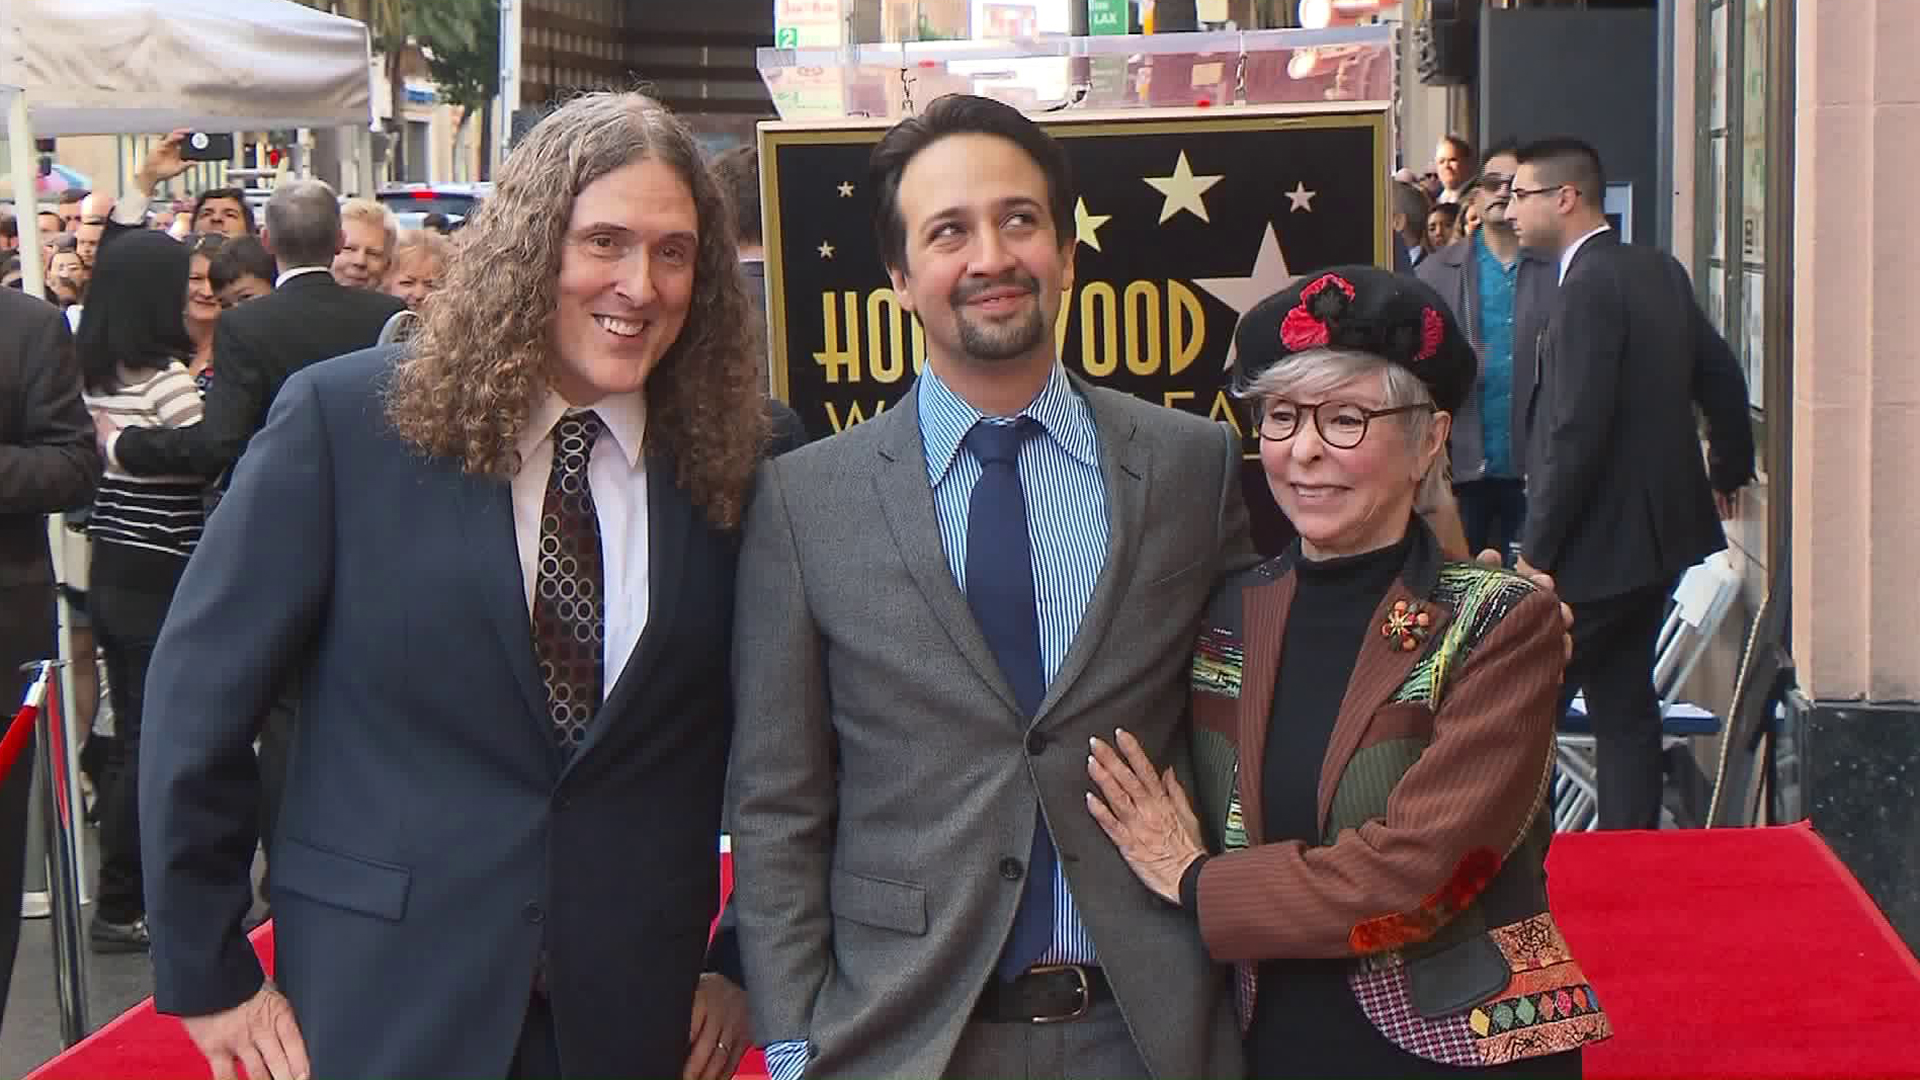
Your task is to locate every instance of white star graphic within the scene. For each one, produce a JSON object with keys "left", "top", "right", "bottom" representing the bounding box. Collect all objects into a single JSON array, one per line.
[
  {"left": 817, "top": 240, "right": 836, "bottom": 259},
  {"left": 1285, "top": 181, "right": 1317, "bottom": 213},
  {"left": 1192, "top": 223, "right": 1298, "bottom": 370},
  {"left": 1074, "top": 198, "right": 1112, "bottom": 252},
  {"left": 837, "top": 181, "right": 855, "bottom": 198},
  {"left": 1143, "top": 151, "right": 1224, "bottom": 224}
]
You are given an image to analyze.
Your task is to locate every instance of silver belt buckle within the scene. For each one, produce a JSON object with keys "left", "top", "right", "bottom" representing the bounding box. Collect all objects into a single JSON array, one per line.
[{"left": 1027, "top": 963, "right": 1091, "bottom": 1024}]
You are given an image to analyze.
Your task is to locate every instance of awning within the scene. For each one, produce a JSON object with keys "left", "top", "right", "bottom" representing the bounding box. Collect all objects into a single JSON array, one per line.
[{"left": 0, "top": 0, "right": 372, "bottom": 137}]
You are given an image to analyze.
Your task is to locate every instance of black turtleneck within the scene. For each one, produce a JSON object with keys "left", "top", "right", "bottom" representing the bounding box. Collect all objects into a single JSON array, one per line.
[
  {"left": 1261, "top": 534, "right": 1411, "bottom": 848},
  {"left": 1246, "top": 533, "right": 1414, "bottom": 1078}
]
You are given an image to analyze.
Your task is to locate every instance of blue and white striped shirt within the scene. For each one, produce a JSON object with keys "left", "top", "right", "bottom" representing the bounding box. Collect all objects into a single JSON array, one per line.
[
  {"left": 920, "top": 362, "right": 1109, "bottom": 969},
  {"left": 762, "top": 365, "right": 1110, "bottom": 1080}
]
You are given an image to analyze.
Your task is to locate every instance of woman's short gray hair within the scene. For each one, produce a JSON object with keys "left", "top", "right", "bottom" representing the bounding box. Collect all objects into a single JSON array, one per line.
[{"left": 1239, "top": 347, "right": 1452, "bottom": 513}]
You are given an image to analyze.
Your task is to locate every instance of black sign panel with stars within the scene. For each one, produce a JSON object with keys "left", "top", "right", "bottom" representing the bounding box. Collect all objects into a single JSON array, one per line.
[{"left": 760, "top": 107, "right": 1389, "bottom": 552}]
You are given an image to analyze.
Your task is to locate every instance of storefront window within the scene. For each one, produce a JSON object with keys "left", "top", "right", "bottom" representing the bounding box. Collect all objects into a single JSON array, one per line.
[
  {"left": 1699, "top": 0, "right": 1767, "bottom": 411},
  {"left": 1741, "top": 0, "right": 1768, "bottom": 407}
]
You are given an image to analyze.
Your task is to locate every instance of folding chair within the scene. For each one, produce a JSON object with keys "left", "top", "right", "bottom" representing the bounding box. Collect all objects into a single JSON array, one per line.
[{"left": 1553, "top": 551, "right": 1741, "bottom": 831}]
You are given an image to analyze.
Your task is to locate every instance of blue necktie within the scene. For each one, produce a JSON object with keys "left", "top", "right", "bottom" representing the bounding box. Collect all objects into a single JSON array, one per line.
[{"left": 963, "top": 418, "right": 1057, "bottom": 981}]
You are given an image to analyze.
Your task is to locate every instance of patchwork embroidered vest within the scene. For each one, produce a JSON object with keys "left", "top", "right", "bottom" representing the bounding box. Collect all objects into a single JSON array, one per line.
[{"left": 1188, "top": 555, "right": 1613, "bottom": 1069}]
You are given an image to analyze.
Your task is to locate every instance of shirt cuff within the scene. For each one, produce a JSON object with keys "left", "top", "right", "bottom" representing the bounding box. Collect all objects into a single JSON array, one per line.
[
  {"left": 111, "top": 191, "right": 152, "bottom": 228},
  {"left": 763, "top": 1039, "right": 812, "bottom": 1080},
  {"left": 1178, "top": 854, "right": 1210, "bottom": 913},
  {"left": 104, "top": 429, "right": 123, "bottom": 473}
]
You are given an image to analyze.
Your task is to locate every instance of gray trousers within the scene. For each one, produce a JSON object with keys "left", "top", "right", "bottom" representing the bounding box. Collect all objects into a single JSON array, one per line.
[{"left": 943, "top": 1000, "right": 1153, "bottom": 1080}]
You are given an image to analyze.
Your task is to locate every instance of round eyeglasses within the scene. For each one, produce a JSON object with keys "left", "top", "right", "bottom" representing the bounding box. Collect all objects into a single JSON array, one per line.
[{"left": 1257, "top": 399, "right": 1434, "bottom": 449}]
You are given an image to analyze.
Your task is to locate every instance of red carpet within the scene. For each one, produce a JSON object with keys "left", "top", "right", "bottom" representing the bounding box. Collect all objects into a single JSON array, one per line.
[
  {"left": 27, "top": 824, "right": 1920, "bottom": 1079},
  {"left": 1546, "top": 821, "right": 1920, "bottom": 1079}
]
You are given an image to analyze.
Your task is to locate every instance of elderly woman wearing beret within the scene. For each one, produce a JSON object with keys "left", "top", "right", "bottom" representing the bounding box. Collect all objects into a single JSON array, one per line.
[{"left": 1087, "top": 267, "right": 1610, "bottom": 1078}]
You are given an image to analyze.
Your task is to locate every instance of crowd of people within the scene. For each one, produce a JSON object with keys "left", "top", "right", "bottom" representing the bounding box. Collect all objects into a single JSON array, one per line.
[
  {"left": 0, "top": 87, "right": 1755, "bottom": 1080},
  {"left": 1, "top": 170, "right": 450, "bottom": 335}
]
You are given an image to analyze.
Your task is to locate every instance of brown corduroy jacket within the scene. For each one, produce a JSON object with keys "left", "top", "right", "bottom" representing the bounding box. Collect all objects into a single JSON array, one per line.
[{"left": 1185, "top": 522, "right": 1613, "bottom": 1068}]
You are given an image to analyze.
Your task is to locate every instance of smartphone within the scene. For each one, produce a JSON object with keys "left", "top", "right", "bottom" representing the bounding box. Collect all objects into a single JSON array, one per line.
[{"left": 180, "top": 131, "right": 236, "bottom": 162}]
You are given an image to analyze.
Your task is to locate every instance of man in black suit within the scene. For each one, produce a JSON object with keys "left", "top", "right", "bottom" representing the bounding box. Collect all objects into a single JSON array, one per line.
[
  {"left": 140, "top": 91, "right": 759, "bottom": 1080},
  {"left": 1510, "top": 137, "right": 1755, "bottom": 831},
  {"left": 99, "top": 178, "right": 405, "bottom": 483},
  {"left": 0, "top": 286, "right": 99, "bottom": 1040},
  {"left": 712, "top": 143, "right": 811, "bottom": 450}
]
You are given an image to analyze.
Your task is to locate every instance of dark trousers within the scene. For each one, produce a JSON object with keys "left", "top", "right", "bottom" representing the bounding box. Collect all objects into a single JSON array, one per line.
[
  {"left": 1455, "top": 477, "right": 1528, "bottom": 559},
  {"left": 509, "top": 993, "right": 563, "bottom": 1079},
  {"left": 0, "top": 581, "right": 57, "bottom": 1042},
  {"left": 89, "top": 556, "right": 183, "bottom": 925},
  {"left": 1559, "top": 579, "right": 1675, "bottom": 831}
]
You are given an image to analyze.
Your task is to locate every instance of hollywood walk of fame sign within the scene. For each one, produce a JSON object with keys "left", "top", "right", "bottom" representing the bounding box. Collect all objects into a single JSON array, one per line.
[{"left": 759, "top": 105, "right": 1390, "bottom": 551}]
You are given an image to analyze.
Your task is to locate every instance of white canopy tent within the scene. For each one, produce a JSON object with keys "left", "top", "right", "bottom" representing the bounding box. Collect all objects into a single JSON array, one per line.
[
  {"left": 3, "top": 0, "right": 375, "bottom": 294},
  {"left": 1, "top": 0, "right": 373, "bottom": 137}
]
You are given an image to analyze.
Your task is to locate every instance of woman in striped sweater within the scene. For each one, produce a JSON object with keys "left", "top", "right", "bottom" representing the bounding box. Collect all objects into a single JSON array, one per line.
[{"left": 76, "top": 230, "right": 204, "bottom": 953}]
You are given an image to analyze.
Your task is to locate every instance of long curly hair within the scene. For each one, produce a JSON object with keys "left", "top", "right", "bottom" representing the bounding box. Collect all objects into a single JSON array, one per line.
[{"left": 385, "top": 91, "right": 768, "bottom": 528}]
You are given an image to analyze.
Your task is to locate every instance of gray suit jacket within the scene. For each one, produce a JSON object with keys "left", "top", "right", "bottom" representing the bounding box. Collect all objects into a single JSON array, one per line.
[
  {"left": 1415, "top": 235, "right": 1556, "bottom": 483},
  {"left": 730, "top": 375, "right": 1252, "bottom": 1080}
]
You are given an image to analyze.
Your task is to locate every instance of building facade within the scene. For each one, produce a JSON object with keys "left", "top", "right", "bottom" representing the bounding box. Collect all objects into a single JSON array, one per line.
[{"left": 1672, "top": 0, "right": 1920, "bottom": 948}]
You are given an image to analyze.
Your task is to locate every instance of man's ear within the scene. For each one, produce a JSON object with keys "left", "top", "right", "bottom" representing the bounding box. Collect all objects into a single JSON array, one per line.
[
  {"left": 259, "top": 227, "right": 275, "bottom": 256},
  {"left": 887, "top": 261, "right": 913, "bottom": 312}
]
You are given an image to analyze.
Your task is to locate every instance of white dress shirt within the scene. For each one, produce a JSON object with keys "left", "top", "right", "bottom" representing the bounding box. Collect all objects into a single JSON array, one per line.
[
  {"left": 276, "top": 265, "right": 333, "bottom": 287},
  {"left": 511, "top": 389, "right": 651, "bottom": 696},
  {"left": 1558, "top": 224, "right": 1612, "bottom": 284}
]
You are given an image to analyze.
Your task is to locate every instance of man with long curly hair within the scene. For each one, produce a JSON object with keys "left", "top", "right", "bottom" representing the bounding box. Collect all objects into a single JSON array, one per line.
[{"left": 140, "top": 91, "right": 766, "bottom": 1080}]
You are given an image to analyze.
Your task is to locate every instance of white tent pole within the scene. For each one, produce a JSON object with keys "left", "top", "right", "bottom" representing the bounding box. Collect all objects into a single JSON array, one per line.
[{"left": 8, "top": 90, "right": 47, "bottom": 300}]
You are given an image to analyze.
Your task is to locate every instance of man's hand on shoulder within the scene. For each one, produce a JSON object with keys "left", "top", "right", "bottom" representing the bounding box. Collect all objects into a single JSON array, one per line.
[
  {"left": 1480, "top": 550, "right": 1575, "bottom": 663},
  {"left": 684, "top": 972, "right": 751, "bottom": 1080},
  {"left": 92, "top": 409, "right": 120, "bottom": 462},
  {"left": 179, "top": 981, "right": 310, "bottom": 1080}
]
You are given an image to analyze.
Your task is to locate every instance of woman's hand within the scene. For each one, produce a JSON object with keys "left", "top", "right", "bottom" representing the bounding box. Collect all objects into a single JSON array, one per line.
[{"left": 1086, "top": 729, "right": 1208, "bottom": 905}]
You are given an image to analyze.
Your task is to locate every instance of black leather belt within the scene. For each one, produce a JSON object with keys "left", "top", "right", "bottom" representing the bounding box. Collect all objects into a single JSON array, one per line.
[{"left": 974, "top": 964, "right": 1111, "bottom": 1024}]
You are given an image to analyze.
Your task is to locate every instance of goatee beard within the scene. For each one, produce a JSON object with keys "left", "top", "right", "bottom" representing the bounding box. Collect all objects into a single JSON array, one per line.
[{"left": 951, "top": 273, "right": 1047, "bottom": 363}]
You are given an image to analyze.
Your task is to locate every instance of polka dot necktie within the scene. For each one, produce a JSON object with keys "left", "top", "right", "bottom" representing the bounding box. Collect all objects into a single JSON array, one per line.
[{"left": 533, "top": 411, "right": 605, "bottom": 755}]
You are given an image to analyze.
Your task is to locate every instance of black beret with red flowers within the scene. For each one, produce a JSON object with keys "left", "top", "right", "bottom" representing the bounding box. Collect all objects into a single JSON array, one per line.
[{"left": 1229, "top": 264, "right": 1477, "bottom": 415}]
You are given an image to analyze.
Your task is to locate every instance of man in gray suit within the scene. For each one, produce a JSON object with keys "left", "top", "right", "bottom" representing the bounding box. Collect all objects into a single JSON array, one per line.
[
  {"left": 1416, "top": 140, "right": 1558, "bottom": 558},
  {"left": 730, "top": 95, "right": 1250, "bottom": 1080}
]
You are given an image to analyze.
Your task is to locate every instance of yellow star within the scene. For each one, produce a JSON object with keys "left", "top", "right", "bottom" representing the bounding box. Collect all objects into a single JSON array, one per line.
[
  {"left": 1074, "top": 198, "right": 1112, "bottom": 252},
  {"left": 817, "top": 240, "right": 835, "bottom": 259},
  {"left": 1143, "top": 151, "right": 1224, "bottom": 224},
  {"left": 837, "top": 181, "right": 855, "bottom": 197}
]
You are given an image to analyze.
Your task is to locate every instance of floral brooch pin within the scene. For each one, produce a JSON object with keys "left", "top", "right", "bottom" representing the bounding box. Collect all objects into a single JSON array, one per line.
[{"left": 1381, "top": 599, "right": 1433, "bottom": 652}]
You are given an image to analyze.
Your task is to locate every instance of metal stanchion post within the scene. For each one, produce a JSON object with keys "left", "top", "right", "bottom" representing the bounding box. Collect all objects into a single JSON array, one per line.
[{"left": 28, "top": 660, "right": 91, "bottom": 1045}]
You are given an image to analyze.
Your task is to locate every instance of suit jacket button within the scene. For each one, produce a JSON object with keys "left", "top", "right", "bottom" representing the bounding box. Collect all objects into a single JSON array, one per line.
[
  {"left": 1026, "top": 731, "right": 1049, "bottom": 755},
  {"left": 1000, "top": 857, "right": 1024, "bottom": 881},
  {"left": 523, "top": 902, "right": 545, "bottom": 925}
]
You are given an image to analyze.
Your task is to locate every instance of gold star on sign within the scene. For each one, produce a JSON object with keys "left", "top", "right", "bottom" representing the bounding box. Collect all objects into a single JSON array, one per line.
[
  {"left": 817, "top": 240, "right": 836, "bottom": 259},
  {"left": 837, "top": 181, "right": 855, "bottom": 197},
  {"left": 1143, "top": 151, "right": 1224, "bottom": 224},
  {"left": 1074, "top": 198, "right": 1112, "bottom": 252}
]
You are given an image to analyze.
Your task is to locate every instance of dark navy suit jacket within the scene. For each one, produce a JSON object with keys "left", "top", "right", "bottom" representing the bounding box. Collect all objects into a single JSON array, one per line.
[{"left": 140, "top": 345, "right": 738, "bottom": 1078}]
